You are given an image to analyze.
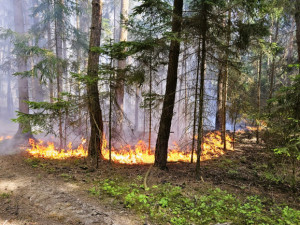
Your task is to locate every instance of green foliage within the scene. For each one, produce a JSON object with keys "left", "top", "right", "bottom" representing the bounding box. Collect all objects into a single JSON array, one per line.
[
  {"left": 89, "top": 178, "right": 300, "bottom": 225},
  {"left": 12, "top": 97, "right": 78, "bottom": 135},
  {"left": 0, "top": 192, "right": 11, "bottom": 199},
  {"left": 24, "top": 158, "right": 40, "bottom": 168},
  {"left": 262, "top": 74, "right": 300, "bottom": 186},
  {"left": 274, "top": 136, "right": 300, "bottom": 160}
]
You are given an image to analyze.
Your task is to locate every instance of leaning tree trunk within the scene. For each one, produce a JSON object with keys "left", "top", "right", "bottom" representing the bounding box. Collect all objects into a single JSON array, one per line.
[
  {"left": 13, "top": 0, "right": 32, "bottom": 139},
  {"left": 195, "top": 2, "right": 208, "bottom": 179},
  {"left": 154, "top": 0, "right": 183, "bottom": 170},
  {"left": 115, "top": 0, "right": 129, "bottom": 133},
  {"left": 86, "top": 0, "right": 104, "bottom": 167}
]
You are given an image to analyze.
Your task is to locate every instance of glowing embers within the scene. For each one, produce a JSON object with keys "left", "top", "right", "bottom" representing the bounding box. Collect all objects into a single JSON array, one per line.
[
  {"left": 27, "top": 138, "right": 87, "bottom": 159},
  {"left": 26, "top": 132, "right": 234, "bottom": 163},
  {"left": 0, "top": 136, "right": 12, "bottom": 142}
]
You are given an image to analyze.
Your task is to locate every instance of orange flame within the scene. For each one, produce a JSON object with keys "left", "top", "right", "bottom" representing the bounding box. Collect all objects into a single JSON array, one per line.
[
  {"left": 0, "top": 136, "right": 12, "bottom": 142},
  {"left": 26, "top": 132, "right": 233, "bottom": 164},
  {"left": 27, "top": 138, "right": 87, "bottom": 159}
]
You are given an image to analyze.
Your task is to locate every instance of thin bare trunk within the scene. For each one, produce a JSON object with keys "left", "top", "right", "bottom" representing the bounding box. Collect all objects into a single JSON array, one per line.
[
  {"left": 269, "top": 20, "right": 279, "bottom": 100},
  {"left": 54, "top": 0, "right": 64, "bottom": 148},
  {"left": 149, "top": 56, "right": 152, "bottom": 150},
  {"left": 195, "top": 2, "right": 208, "bottom": 179},
  {"left": 134, "top": 86, "right": 140, "bottom": 131},
  {"left": 191, "top": 39, "right": 201, "bottom": 163},
  {"left": 295, "top": 0, "right": 300, "bottom": 73},
  {"left": 221, "top": 10, "right": 231, "bottom": 152},
  {"left": 256, "top": 54, "right": 262, "bottom": 144},
  {"left": 215, "top": 66, "right": 223, "bottom": 131}
]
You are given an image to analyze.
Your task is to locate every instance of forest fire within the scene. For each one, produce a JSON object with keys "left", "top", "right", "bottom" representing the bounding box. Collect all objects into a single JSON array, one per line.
[
  {"left": 0, "top": 136, "right": 12, "bottom": 142},
  {"left": 26, "top": 132, "right": 234, "bottom": 164},
  {"left": 27, "top": 138, "right": 88, "bottom": 159}
]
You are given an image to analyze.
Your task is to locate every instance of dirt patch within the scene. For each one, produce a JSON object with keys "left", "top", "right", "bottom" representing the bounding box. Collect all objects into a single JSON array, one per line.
[{"left": 0, "top": 155, "right": 141, "bottom": 225}]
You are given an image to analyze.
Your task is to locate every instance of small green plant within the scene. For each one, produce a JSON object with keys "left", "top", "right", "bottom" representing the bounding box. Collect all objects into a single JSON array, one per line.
[
  {"left": 227, "top": 169, "right": 239, "bottom": 176},
  {"left": 24, "top": 158, "right": 40, "bottom": 168},
  {"left": 261, "top": 171, "right": 282, "bottom": 184},
  {"left": 88, "top": 186, "right": 100, "bottom": 196},
  {"left": 60, "top": 173, "right": 72, "bottom": 181},
  {"left": 0, "top": 192, "right": 11, "bottom": 199}
]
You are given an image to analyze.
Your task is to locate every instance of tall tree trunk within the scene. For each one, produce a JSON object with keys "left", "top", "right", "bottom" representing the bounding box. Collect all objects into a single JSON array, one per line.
[
  {"left": 149, "top": 55, "right": 152, "bottom": 150},
  {"left": 31, "top": 0, "right": 44, "bottom": 102},
  {"left": 177, "top": 43, "right": 186, "bottom": 136},
  {"left": 195, "top": 2, "right": 208, "bottom": 179},
  {"left": 215, "top": 66, "right": 224, "bottom": 131},
  {"left": 48, "top": 20, "right": 54, "bottom": 103},
  {"left": 295, "top": 0, "right": 300, "bottom": 73},
  {"left": 256, "top": 54, "right": 262, "bottom": 144},
  {"left": 54, "top": 0, "right": 64, "bottom": 148},
  {"left": 154, "top": 0, "right": 183, "bottom": 170},
  {"left": 221, "top": 10, "right": 231, "bottom": 151},
  {"left": 115, "top": 0, "right": 129, "bottom": 132},
  {"left": 191, "top": 39, "right": 201, "bottom": 163},
  {"left": 269, "top": 19, "right": 279, "bottom": 100},
  {"left": 87, "top": 0, "right": 104, "bottom": 166},
  {"left": 13, "top": 0, "right": 32, "bottom": 138},
  {"left": 134, "top": 86, "right": 140, "bottom": 131},
  {"left": 7, "top": 73, "right": 13, "bottom": 116}
]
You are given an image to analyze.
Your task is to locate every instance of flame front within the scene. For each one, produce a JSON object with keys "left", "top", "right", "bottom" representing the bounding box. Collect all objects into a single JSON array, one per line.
[
  {"left": 26, "top": 132, "right": 233, "bottom": 164},
  {"left": 27, "top": 138, "right": 87, "bottom": 159},
  {"left": 0, "top": 136, "right": 12, "bottom": 142}
]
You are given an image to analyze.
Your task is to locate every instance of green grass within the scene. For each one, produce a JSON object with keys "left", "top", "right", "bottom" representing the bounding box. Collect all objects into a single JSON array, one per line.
[
  {"left": 88, "top": 178, "right": 300, "bottom": 225},
  {"left": 0, "top": 192, "right": 11, "bottom": 199}
]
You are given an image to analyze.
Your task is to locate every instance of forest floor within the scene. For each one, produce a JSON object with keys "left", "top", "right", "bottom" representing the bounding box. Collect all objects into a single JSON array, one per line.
[
  {"left": 0, "top": 133, "right": 299, "bottom": 224},
  {"left": 0, "top": 153, "right": 141, "bottom": 224}
]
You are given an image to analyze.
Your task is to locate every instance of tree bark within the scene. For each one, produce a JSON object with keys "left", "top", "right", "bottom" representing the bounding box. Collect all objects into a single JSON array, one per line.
[
  {"left": 134, "top": 86, "right": 140, "bottom": 131},
  {"left": 47, "top": 15, "right": 54, "bottom": 103},
  {"left": 295, "top": 0, "right": 300, "bottom": 73},
  {"left": 269, "top": 19, "right": 279, "bottom": 100},
  {"left": 256, "top": 54, "right": 262, "bottom": 144},
  {"left": 191, "top": 39, "right": 201, "bottom": 163},
  {"left": 87, "top": 0, "right": 104, "bottom": 166},
  {"left": 154, "top": 0, "right": 183, "bottom": 170},
  {"left": 195, "top": 2, "right": 208, "bottom": 179},
  {"left": 115, "top": 0, "right": 129, "bottom": 132},
  {"left": 215, "top": 66, "right": 224, "bottom": 131},
  {"left": 54, "top": 0, "right": 64, "bottom": 148},
  {"left": 221, "top": 10, "right": 231, "bottom": 152},
  {"left": 13, "top": 0, "right": 32, "bottom": 138}
]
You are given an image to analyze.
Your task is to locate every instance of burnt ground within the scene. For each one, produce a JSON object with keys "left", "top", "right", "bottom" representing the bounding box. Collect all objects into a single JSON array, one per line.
[{"left": 0, "top": 133, "right": 299, "bottom": 224}]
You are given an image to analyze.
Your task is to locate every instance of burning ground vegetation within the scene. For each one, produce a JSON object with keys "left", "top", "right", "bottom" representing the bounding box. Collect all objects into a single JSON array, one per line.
[
  {"left": 0, "top": 136, "right": 12, "bottom": 142},
  {"left": 25, "top": 131, "right": 234, "bottom": 164}
]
